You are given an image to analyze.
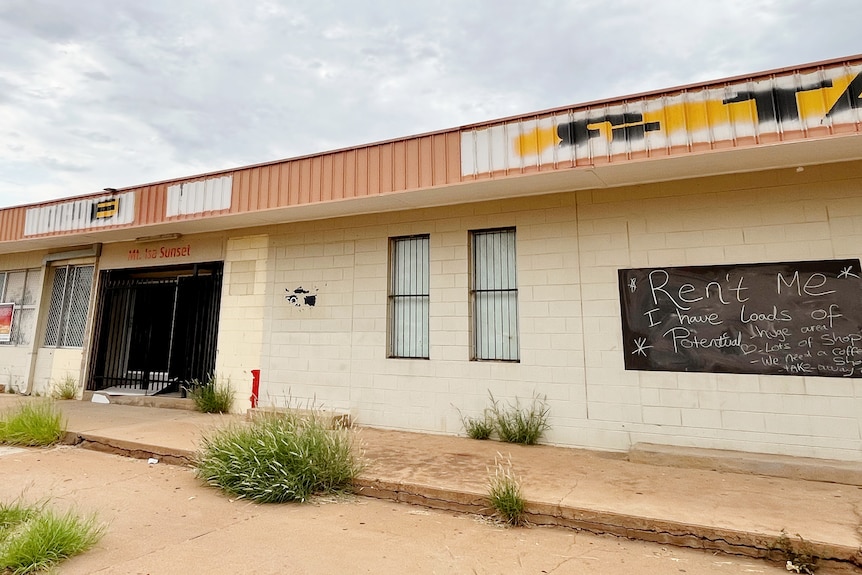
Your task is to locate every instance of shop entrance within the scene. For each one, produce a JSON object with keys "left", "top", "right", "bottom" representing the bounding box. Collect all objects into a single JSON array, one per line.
[{"left": 87, "top": 262, "right": 223, "bottom": 395}]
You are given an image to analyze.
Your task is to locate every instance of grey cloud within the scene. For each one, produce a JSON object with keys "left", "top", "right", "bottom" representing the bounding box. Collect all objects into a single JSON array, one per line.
[
  {"left": 1, "top": 0, "right": 861, "bottom": 207},
  {"left": 68, "top": 130, "right": 116, "bottom": 144},
  {"left": 39, "top": 157, "right": 89, "bottom": 173},
  {"left": 83, "top": 69, "right": 112, "bottom": 82},
  {"left": 0, "top": 1, "right": 91, "bottom": 40}
]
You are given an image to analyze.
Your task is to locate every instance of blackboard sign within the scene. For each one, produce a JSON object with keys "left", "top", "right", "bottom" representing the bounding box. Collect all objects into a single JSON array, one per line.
[{"left": 619, "top": 260, "right": 862, "bottom": 378}]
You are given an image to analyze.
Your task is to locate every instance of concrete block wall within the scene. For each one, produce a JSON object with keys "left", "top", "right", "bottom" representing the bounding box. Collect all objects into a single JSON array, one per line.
[
  {"left": 263, "top": 224, "right": 358, "bottom": 410},
  {"left": 30, "top": 348, "right": 84, "bottom": 396},
  {"left": 215, "top": 234, "right": 274, "bottom": 409},
  {"left": 253, "top": 195, "right": 585, "bottom": 437},
  {"left": 577, "top": 162, "right": 862, "bottom": 460},
  {"left": 0, "top": 252, "right": 46, "bottom": 395},
  {"left": 0, "top": 350, "right": 30, "bottom": 393},
  {"left": 221, "top": 160, "right": 862, "bottom": 461}
]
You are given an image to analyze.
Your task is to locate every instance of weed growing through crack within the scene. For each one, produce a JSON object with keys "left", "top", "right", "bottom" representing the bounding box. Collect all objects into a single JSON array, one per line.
[
  {"left": 196, "top": 410, "right": 362, "bottom": 503},
  {"left": 490, "top": 393, "right": 550, "bottom": 445},
  {"left": 185, "top": 375, "right": 235, "bottom": 414},
  {"left": 487, "top": 455, "right": 526, "bottom": 526},
  {"left": 0, "top": 400, "right": 65, "bottom": 446},
  {"left": 51, "top": 374, "right": 78, "bottom": 400},
  {"left": 773, "top": 529, "right": 818, "bottom": 574},
  {"left": 0, "top": 499, "right": 104, "bottom": 574}
]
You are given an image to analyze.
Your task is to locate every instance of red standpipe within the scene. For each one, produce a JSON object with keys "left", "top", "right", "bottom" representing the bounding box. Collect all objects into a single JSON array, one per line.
[{"left": 250, "top": 369, "right": 261, "bottom": 409}]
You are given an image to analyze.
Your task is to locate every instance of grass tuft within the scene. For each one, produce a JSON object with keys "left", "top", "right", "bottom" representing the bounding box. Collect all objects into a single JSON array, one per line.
[
  {"left": 0, "top": 401, "right": 66, "bottom": 446},
  {"left": 51, "top": 374, "right": 78, "bottom": 400},
  {"left": 195, "top": 411, "right": 362, "bottom": 503},
  {"left": 460, "top": 409, "right": 495, "bottom": 440},
  {"left": 490, "top": 393, "right": 550, "bottom": 445},
  {"left": 487, "top": 455, "right": 526, "bottom": 526},
  {"left": 0, "top": 500, "right": 104, "bottom": 575},
  {"left": 0, "top": 501, "right": 36, "bottom": 541},
  {"left": 185, "top": 375, "right": 235, "bottom": 414}
]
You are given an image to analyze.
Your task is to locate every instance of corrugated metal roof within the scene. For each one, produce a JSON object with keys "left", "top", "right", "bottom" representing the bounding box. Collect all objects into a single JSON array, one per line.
[
  {"left": 460, "top": 59, "right": 862, "bottom": 177},
  {"left": 1, "top": 54, "right": 860, "bottom": 247}
]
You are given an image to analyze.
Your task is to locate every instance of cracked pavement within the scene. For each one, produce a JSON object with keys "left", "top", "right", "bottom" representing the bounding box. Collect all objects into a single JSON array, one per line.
[{"left": 0, "top": 447, "right": 808, "bottom": 574}]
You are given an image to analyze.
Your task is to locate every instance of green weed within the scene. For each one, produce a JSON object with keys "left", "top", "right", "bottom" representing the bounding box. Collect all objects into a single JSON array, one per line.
[
  {"left": 491, "top": 393, "right": 550, "bottom": 445},
  {"left": 460, "top": 409, "right": 495, "bottom": 440},
  {"left": 0, "top": 401, "right": 66, "bottom": 446},
  {"left": 196, "top": 411, "right": 362, "bottom": 503},
  {"left": 51, "top": 374, "right": 78, "bottom": 400},
  {"left": 0, "top": 500, "right": 104, "bottom": 575},
  {"left": 487, "top": 455, "right": 526, "bottom": 526},
  {"left": 185, "top": 375, "right": 235, "bottom": 414}
]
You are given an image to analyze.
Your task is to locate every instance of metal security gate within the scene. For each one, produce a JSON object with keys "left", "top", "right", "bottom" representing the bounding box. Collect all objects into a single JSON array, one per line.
[{"left": 87, "top": 262, "right": 223, "bottom": 395}]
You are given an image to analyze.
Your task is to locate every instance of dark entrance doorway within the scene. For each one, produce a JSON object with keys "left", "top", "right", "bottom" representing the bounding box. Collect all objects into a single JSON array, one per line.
[{"left": 87, "top": 262, "right": 223, "bottom": 395}]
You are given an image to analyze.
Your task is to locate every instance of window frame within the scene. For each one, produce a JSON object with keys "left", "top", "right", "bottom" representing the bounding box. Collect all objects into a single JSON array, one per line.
[
  {"left": 44, "top": 264, "right": 95, "bottom": 349},
  {"left": 0, "top": 269, "right": 39, "bottom": 347},
  {"left": 387, "top": 234, "right": 430, "bottom": 359},
  {"left": 470, "top": 227, "right": 520, "bottom": 362}
]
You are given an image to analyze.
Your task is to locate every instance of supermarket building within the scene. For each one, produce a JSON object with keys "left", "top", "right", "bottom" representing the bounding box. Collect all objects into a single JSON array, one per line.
[{"left": 1, "top": 55, "right": 862, "bottom": 461}]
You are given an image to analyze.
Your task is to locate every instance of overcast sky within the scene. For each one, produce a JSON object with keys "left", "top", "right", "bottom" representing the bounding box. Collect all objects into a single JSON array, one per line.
[{"left": 0, "top": 0, "right": 859, "bottom": 209}]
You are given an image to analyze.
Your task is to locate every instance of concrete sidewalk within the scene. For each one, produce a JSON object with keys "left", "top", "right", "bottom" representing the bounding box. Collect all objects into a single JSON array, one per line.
[{"left": 2, "top": 395, "right": 861, "bottom": 569}]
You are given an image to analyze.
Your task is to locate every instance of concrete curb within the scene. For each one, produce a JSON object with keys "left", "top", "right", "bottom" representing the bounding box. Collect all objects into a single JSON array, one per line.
[
  {"left": 354, "top": 478, "right": 862, "bottom": 568},
  {"left": 64, "top": 431, "right": 195, "bottom": 466},
  {"left": 81, "top": 391, "right": 198, "bottom": 411},
  {"left": 60, "top": 425, "right": 862, "bottom": 570},
  {"left": 630, "top": 442, "right": 862, "bottom": 486}
]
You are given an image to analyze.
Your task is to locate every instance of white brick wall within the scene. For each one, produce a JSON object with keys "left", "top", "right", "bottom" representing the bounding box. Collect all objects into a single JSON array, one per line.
[
  {"left": 31, "top": 348, "right": 83, "bottom": 396},
  {"left": 214, "top": 234, "right": 274, "bottom": 411},
  {"left": 212, "top": 161, "right": 862, "bottom": 461},
  {"left": 241, "top": 195, "right": 585, "bottom": 434},
  {"left": 578, "top": 162, "right": 862, "bottom": 460}
]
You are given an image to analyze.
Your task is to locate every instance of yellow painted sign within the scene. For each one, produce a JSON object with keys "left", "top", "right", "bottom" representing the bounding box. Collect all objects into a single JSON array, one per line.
[
  {"left": 461, "top": 62, "right": 862, "bottom": 176},
  {"left": 515, "top": 72, "right": 861, "bottom": 155},
  {"left": 92, "top": 198, "right": 120, "bottom": 220}
]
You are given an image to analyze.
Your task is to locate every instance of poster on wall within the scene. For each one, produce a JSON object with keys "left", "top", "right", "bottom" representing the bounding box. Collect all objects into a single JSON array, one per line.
[
  {"left": 618, "top": 259, "right": 862, "bottom": 378},
  {"left": 0, "top": 303, "right": 14, "bottom": 343}
]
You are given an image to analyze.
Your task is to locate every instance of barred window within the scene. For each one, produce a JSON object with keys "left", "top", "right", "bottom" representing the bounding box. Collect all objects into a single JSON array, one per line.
[
  {"left": 44, "top": 265, "right": 94, "bottom": 348},
  {"left": 388, "top": 235, "right": 429, "bottom": 359},
  {"left": 0, "top": 269, "right": 39, "bottom": 346},
  {"left": 471, "top": 228, "right": 519, "bottom": 361}
]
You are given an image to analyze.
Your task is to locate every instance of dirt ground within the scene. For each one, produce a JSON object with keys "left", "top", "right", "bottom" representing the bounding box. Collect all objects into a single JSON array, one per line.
[{"left": 0, "top": 445, "right": 846, "bottom": 574}]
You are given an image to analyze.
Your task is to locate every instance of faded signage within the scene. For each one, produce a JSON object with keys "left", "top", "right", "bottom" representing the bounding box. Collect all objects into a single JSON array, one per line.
[
  {"left": 24, "top": 192, "right": 135, "bottom": 236},
  {"left": 462, "top": 62, "right": 862, "bottom": 175},
  {"left": 166, "top": 175, "right": 233, "bottom": 217},
  {"left": 0, "top": 303, "right": 14, "bottom": 343},
  {"left": 128, "top": 244, "right": 192, "bottom": 261}
]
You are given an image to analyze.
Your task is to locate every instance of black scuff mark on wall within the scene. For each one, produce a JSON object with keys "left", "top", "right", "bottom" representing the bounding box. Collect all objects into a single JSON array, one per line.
[{"left": 285, "top": 286, "right": 320, "bottom": 308}]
